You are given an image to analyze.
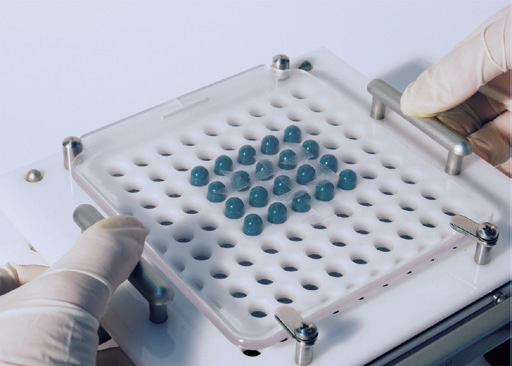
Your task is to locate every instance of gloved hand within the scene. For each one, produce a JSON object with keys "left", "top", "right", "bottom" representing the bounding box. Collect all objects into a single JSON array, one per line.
[
  {"left": 401, "top": 5, "right": 511, "bottom": 176},
  {"left": 0, "top": 215, "right": 146, "bottom": 366}
]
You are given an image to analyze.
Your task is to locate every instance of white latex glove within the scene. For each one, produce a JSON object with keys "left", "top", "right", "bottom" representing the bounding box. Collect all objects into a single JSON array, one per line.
[
  {"left": 401, "top": 5, "right": 511, "bottom": 176},
  {"left": 0, "top": 215, "right": 145, "bottom": 366}
]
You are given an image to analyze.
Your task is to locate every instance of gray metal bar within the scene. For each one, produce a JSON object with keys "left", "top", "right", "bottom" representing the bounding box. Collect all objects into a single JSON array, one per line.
[
  {"left": 367, "top": 79, "right": 473, "bottom": 175},
  {"left": 73, "top": 204, "right": 174, "bottom": 324}
]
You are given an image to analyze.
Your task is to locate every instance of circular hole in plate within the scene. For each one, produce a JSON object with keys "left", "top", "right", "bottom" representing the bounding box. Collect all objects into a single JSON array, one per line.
[
  {"left": 219, "top": 139, "right": 238, "bottom": 151},
  {"left": 196, "top": 150, "right": 215, "bottom": 161},
  {"left": 302, "top": 281, "right": 319, "bottom": 291},
  {"left": 330, "top": 237, "right": 347, "bottom": 247},
  {"left": 374, "top": 241, "right": 393, "bottom": 252},
  {"left": 399, "top": 200, "right": 417, "bottom": 212},
  {"left": 262, "top": 242, "right": 280, "bottom": 254},
  {"left": 312, "top": 223, "right": 328, "bottom": 230},
  {"left": 442, "top": 207, "right": 458, "bottom": 216},
  {"left": 238, "top": 257, "right": 254, "bottom": 267},
  {"left": 218, "top": 235, "right": 236, "bottom": 248},
  {"left": 173, "top": 229, "right": 194, "bottom": 243},
  {"left": 281, "top": 261, "right": 300, "bottom": 272},
  {"left": 211, "top": 267, "right": 229, "bottom": 279},
  {"left": 325, "top": 114, "right": 343, "bottom": 126},
  {"left": 306, "top": 248, "right": 324, "bottom": 259},
  {"left": 334, "top": 205, "right": 353, "bottom": 218},
  {"left": 287, "top": 111, "right": 304, "bottom": 122},
  {"left": 287, "top": 230, "right": 304, "bottom": 242},
  {"left": 304, "top": 125, "right": 322, "bottom": 136},
  {"left": 269, "top": 96, "right": 288, "bottom": 109},
  {"left": 149, "top": 172, "right": 167, "bottom": 182},
  {"left": 397, "top": 229, "right": 415, "bottom": 240},
  {"left": 256, "top": 275, "right": 274, "bottom": 285},
  {"left": 191, "top": 245, "right": 212, "bottom": 261},
  {"left": 381, "top": 156, "right": 400, "bottom": 169},
  {"left": 226, "top": 115, "right": 244, "bottom": 127},
  {"left": 230, "top": 289, "right": 247, "bottom": 298},
  {"left": 182, "top": 203, "right": 200, "bottom": 215},
  {"left": 376, "top": 210, "right": 395, "bottom": 223},
  {"left": 360, "top": 169, "right": 377, "bottom": 180},
  {"left": 421, "top": 190, "right": 439, "bottom": 201},
  {"left": 242, "top": 349, "right": 261, "bottom": 357},
  {"left": 133, "top": 157, "right": 151, "bottom": 167},
  {"left": 166, "top": 186, "right": 183, "bottom": 198},
  {"left": 343, "top": 129, "right": 362, "bottom": 140},
  {"left": 401, "top": 173, "right": 419, "bottom": 185},
  {"left": 308, "top": 100, "right": 326, "bottom": 112},
  {"left": 379, "top": 184, "right": 397, "bottom": 196},
  {"left": 351, "top": 256, "right": 368, "bottom": 265},
  {"left": 265, "top": 119, "right": 285, "bottom": 131},
  {"left": 341, "top": 154, "right": 358, "bottom": 165},
  {"left": 200, "top": 220, "right": 218, "bottom": 231},
  {"left": 157, "top": 215, "right": 174, "bottom": 226},
  {"left": 291, "top": 88, "right": 308, "bottom": 99},
  {"left": 248, "top": 106, "right": 266, "bottom": 118},
  {"left": 357, "top": 195, "right": 375, "bottom": 207},
  {"left": 124, "top": 184, "right": 141, "bottom": 193},
  {"left": 109, "top": 168, "right": 125, "bottom": 177},
  {"left": 156, "top": 146, "right": 174, "bottom": 157},
  {"left": 180, "top": 135, "right": 199, "bottom": 147},
  {"left": 140, "top": 199, "right": 158, "bottom": 210},
  {"left": 323, "top": 139, "right": 339, "bottom": 150},
  {"left": 276, "top": 295, "right": 294, "bottom": 304},
  {"left": 243, "top": 129, "right": 262, "bottom": 142},
  {"left": 172, "top": 161, "right": 190, "bottom": 172},
  {"left": 203, "top": 125, "right": 221, "bottom": 137},
  {"left": 420, "top": 216, "right": 438, "bottom": 228},
  {"left": 354, "top": 224, "right": 371, "bottom": 235},
  {"left": 362, "top": 142, "right": 381, "bottom": 155},
  {"left": 326, "top": 267, "right": 344, "bottom": 278},
  {"left": 250, "top": 309, "right": 268, "bottom": 318}
]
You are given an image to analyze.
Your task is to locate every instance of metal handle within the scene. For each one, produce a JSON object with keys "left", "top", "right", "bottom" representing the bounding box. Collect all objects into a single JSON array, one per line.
[
  {"left": 450, "top": 215, "right": 499, "bottom": 265},
  {"left": 73, "top": 204, "right": 174, "bottom": 323},
  {"left": 367, "top": 79, "right": 473, "bottom": 175},
  {"left": 275, "top": 306, "right": 318, "bottom": 365}
]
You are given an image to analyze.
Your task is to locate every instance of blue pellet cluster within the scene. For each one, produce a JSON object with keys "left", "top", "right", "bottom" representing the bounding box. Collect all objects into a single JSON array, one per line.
[{"left": 190, "top": 125, "right": 359, "bottom": 236}]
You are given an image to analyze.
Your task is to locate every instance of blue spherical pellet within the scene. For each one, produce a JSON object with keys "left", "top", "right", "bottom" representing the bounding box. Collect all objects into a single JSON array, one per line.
[
  {"left": 207, "top": 181, "right": 227, "bottom": 202},
  {"left": 225, "top": 197, "right": 244, "bottom": 219},
  {"left": 315, "top": 180, "right": 335, "bottom": 201},
  {"left": 273, "top": 175, "right": 292, "bottom": 196},
  {"left": 261, "top": 135, "right": 280, "bottom": 155},
  {"left": 232, "top": 170, "right": 251, "bottom": 191},
  {"left": 238, "top": 145, "right": 256, "bottom": 165},
  {"left": 302, "top": 139, "right": 320, "bottom": 159},
  {"left": 190, "top": 166, "right": 209, "bottom": 186},
  {"left": 338, "top": 169, "right": 357, "bottom": 190},
  {"left": 292, "top": 190, "right": 311, "bottom": 213},
  {"left": 278, "top": 149, "right": 297, "bottom": 170},
  {"left": 214, "top": 155, "right": 233, "bottom": 176},
  {"left": 283, "top": 125, "right": 302, "bottom": 143},
  {"left": 243, "top": 214, "right": 263, "bottom": 236},
  {"left": 268, "top": 202, "right": 287, "bottom": 224},
  {"left": 249, "top": 186, "right": 269, "bottom": 207},
  {"left": 320, "top": 154, "right": 338, "bottom": 173},
  {"left": 255, "top": 159, "right": 274, "bottom": 181},
  {"left": 296, "top": 164, "right": 316, "bottom": 185}
]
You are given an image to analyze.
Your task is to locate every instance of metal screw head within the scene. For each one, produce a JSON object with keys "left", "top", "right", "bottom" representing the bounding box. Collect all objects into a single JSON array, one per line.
[
  {"left": 272, "top": 54, "right": 290, "bottom": 70},
  {"left": 294, "top": 322, "right": 318, "bottom": 343},
  {"left": 477, "top": 223, "right": 499, "bottom": 242},
  {"left": 25, "top": 169, "right": 43, "bottom": 183},
  {"left": 298, "top": 60, "right": 313, "bottom": 71}
]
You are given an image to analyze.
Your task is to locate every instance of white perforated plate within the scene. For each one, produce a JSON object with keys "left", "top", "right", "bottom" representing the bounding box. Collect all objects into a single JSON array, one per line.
[{"left": 72, "top": 65, "right": 491, "bottom": 349}]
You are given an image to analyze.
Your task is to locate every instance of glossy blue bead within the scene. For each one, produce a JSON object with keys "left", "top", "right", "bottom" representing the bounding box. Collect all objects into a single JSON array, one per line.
[
  {"left": 320, "top": 154, "right": 338, "bottom": 173},
  {"left": 302, "top": 139, "right": 320, "bottom": 159},
  {"left": 292, "top": 191, "right": 311, "bottom": 212},
  {"left": 278, "top": 149, "right": 297, "bottom": 170},
  {"left": 249, "top": 186, "right": 269, "bottom": 207},
  {"left": 190, "top": 166, "right": 209, "bottom": 186},
  {"left": 296, "top": 164, "right": 316, "bottom": 185},
  {"left": 315, "top": 180, "right": 335, "bottom": 201},
  {"left": 225, "top": 197, "right": 244, "bottom": 219},
  {"left": 261, "top": 135, "right": 279, "bottom": 155},
  {"left": 283, "top": 125, "right": 302, "bottom": 143},
  {"left": 243, "top": 214, "right": 263, "bottom": 236},
  {"left": 255, "top": 160, "right": 274, "bottom": 181},
  {"left": 214, "top": 155, "right": 233, "bottom": 176},
  {"left": 232, "top": 170, "right": 251, "bottom": 191},
  {"left": 238, "top": 145, "right": 256, "bottom": 165},
  {"left": 338, "top": 169, "right": 357, "bottom": 190},
  {"left": 268, "top": 202, "right": 287, "bottom": 224},
  {"left": 273, "top": 175, "right": 292, "bottom": 196},
  {"left": 207, "top": 181, "right": 227, "bottom": 202}
]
